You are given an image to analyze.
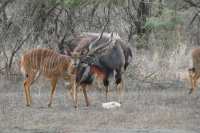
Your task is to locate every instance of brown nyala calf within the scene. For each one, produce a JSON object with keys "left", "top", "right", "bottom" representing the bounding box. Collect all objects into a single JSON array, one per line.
[
  {"left": 20, "top": 48, "right": 77, "bottom": 107},
  {"left": 188, "top": 48, "right": 200, "bottom": 94}
]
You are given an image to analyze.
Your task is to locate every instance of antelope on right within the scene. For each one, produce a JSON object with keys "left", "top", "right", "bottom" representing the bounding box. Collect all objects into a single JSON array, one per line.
[{"left": 188, "top": 48, "right": 200, "bottom": 94}]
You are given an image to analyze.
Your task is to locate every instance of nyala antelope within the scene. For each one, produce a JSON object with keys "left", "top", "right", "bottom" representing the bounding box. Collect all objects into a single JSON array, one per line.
[
  {"left": 188, "top": 48, "right": 200, "bottom": 94},
  {"left": 63, "top": 32, "right": 132, "bottom": 107},
  {"left": 20, "top": 48, "right": 77, "bottom": 107}
]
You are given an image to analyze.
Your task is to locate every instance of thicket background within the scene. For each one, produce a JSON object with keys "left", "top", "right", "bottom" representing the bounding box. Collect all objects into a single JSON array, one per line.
[
  {"left": 1, "top": 1, "right": 200, "bottom": 132},
  {"left": 0, "top": 0, "right": 199, "bottom": 82}
]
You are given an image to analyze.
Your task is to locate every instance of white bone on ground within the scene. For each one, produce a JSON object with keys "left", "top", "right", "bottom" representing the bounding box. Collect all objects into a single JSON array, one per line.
[
  {"left": 64, "top": 82, "right": 70, "bottom": 86},
  {"left": 102, "top": 101, "right": 121, "bottom": 109}
]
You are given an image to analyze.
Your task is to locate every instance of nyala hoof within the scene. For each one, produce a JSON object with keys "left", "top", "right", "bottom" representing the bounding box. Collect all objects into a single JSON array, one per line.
[
  {"left": 48, "top": 104, "right": 52, "bottom": 108},
  {"left": 189, "top": 89, "right": 193, "bottom": 94},
  {"left": 86, "top": 103, "right": 90, "bottom": 107}
]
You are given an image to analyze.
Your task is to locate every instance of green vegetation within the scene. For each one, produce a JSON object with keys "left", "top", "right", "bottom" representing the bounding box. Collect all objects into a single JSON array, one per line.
[
  {"left": 49, "top": 0, "right": 82, "bottom": 7},
  {"left": 145, "top": 8, "right": 184, "bottom": 31},
  {"left": 0, "top": 0, "right": 199, "bottom": 73}
]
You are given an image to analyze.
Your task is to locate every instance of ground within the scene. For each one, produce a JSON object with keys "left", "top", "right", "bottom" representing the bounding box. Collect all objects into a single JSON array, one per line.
[{"left": 0, "top": 78, "right": 200, "bottom": 133}]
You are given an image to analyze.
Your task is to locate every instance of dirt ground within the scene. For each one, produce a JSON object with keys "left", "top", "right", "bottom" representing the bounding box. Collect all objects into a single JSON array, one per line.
[{"left": 0, "top": 77, "right": 200, "bottom": 133}]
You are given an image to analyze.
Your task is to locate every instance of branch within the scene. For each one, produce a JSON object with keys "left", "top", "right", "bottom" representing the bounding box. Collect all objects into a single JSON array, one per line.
[
  {"left": 131, "top": 0, "right": 138, "bottom": 11},
  {"left": 58, "top": 31, "right": 69, "bottom": 55},
  {"left": 8, "top": 33, "right": 32, "bottom": 69},
  {"left": 183, "top": 0, "right": 200, "bottom": 8},
  {"left": 54, "top": 8, "right": 63, "bottom": 38},
  {"left": 0, "top": 0, "right": 15, "bottom": 13},
  {"left": 46, "top": 3, "right": 60, "bottom": 16},
  {"left": 89, "top": 3, "right": 111, "bottom": 51},
  {"left": 189, "top": 11, "right": 200, "bottom": 27},
  {"left": 142, "top": 72, "right": 157, "bottom": 81}
]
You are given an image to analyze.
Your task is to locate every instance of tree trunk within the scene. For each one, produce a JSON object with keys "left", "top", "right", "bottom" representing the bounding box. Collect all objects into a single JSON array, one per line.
[{"left": 137, "top": 0, "right": 152, "bottom": 36}]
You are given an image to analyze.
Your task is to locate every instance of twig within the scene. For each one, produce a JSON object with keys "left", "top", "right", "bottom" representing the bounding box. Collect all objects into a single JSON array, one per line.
[
  {"left": 142, "top": 72, "right": 157, "bottom": 81},
  {"left": 183, "top": 0, "right": 200, "bottom": 8},
  {"left": 0, "top": 0, "right": 15, "bottom": 13},
  {"left": 188, "top": 11, "right": 200, "bottom": 27},
  {"left": 8, "top": 33, "right": 32, "bottom": 69}
]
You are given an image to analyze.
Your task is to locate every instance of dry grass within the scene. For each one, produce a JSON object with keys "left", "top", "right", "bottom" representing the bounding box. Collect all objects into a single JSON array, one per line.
[
  {"left": 0, "top": 75, "right": 200, "bottom": 133},
  {"left": 0, "top": 45, "right": 200, "bottom": 132},
  {"left": 131, "top": 42, "right": 193, "bottom": 83}
]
